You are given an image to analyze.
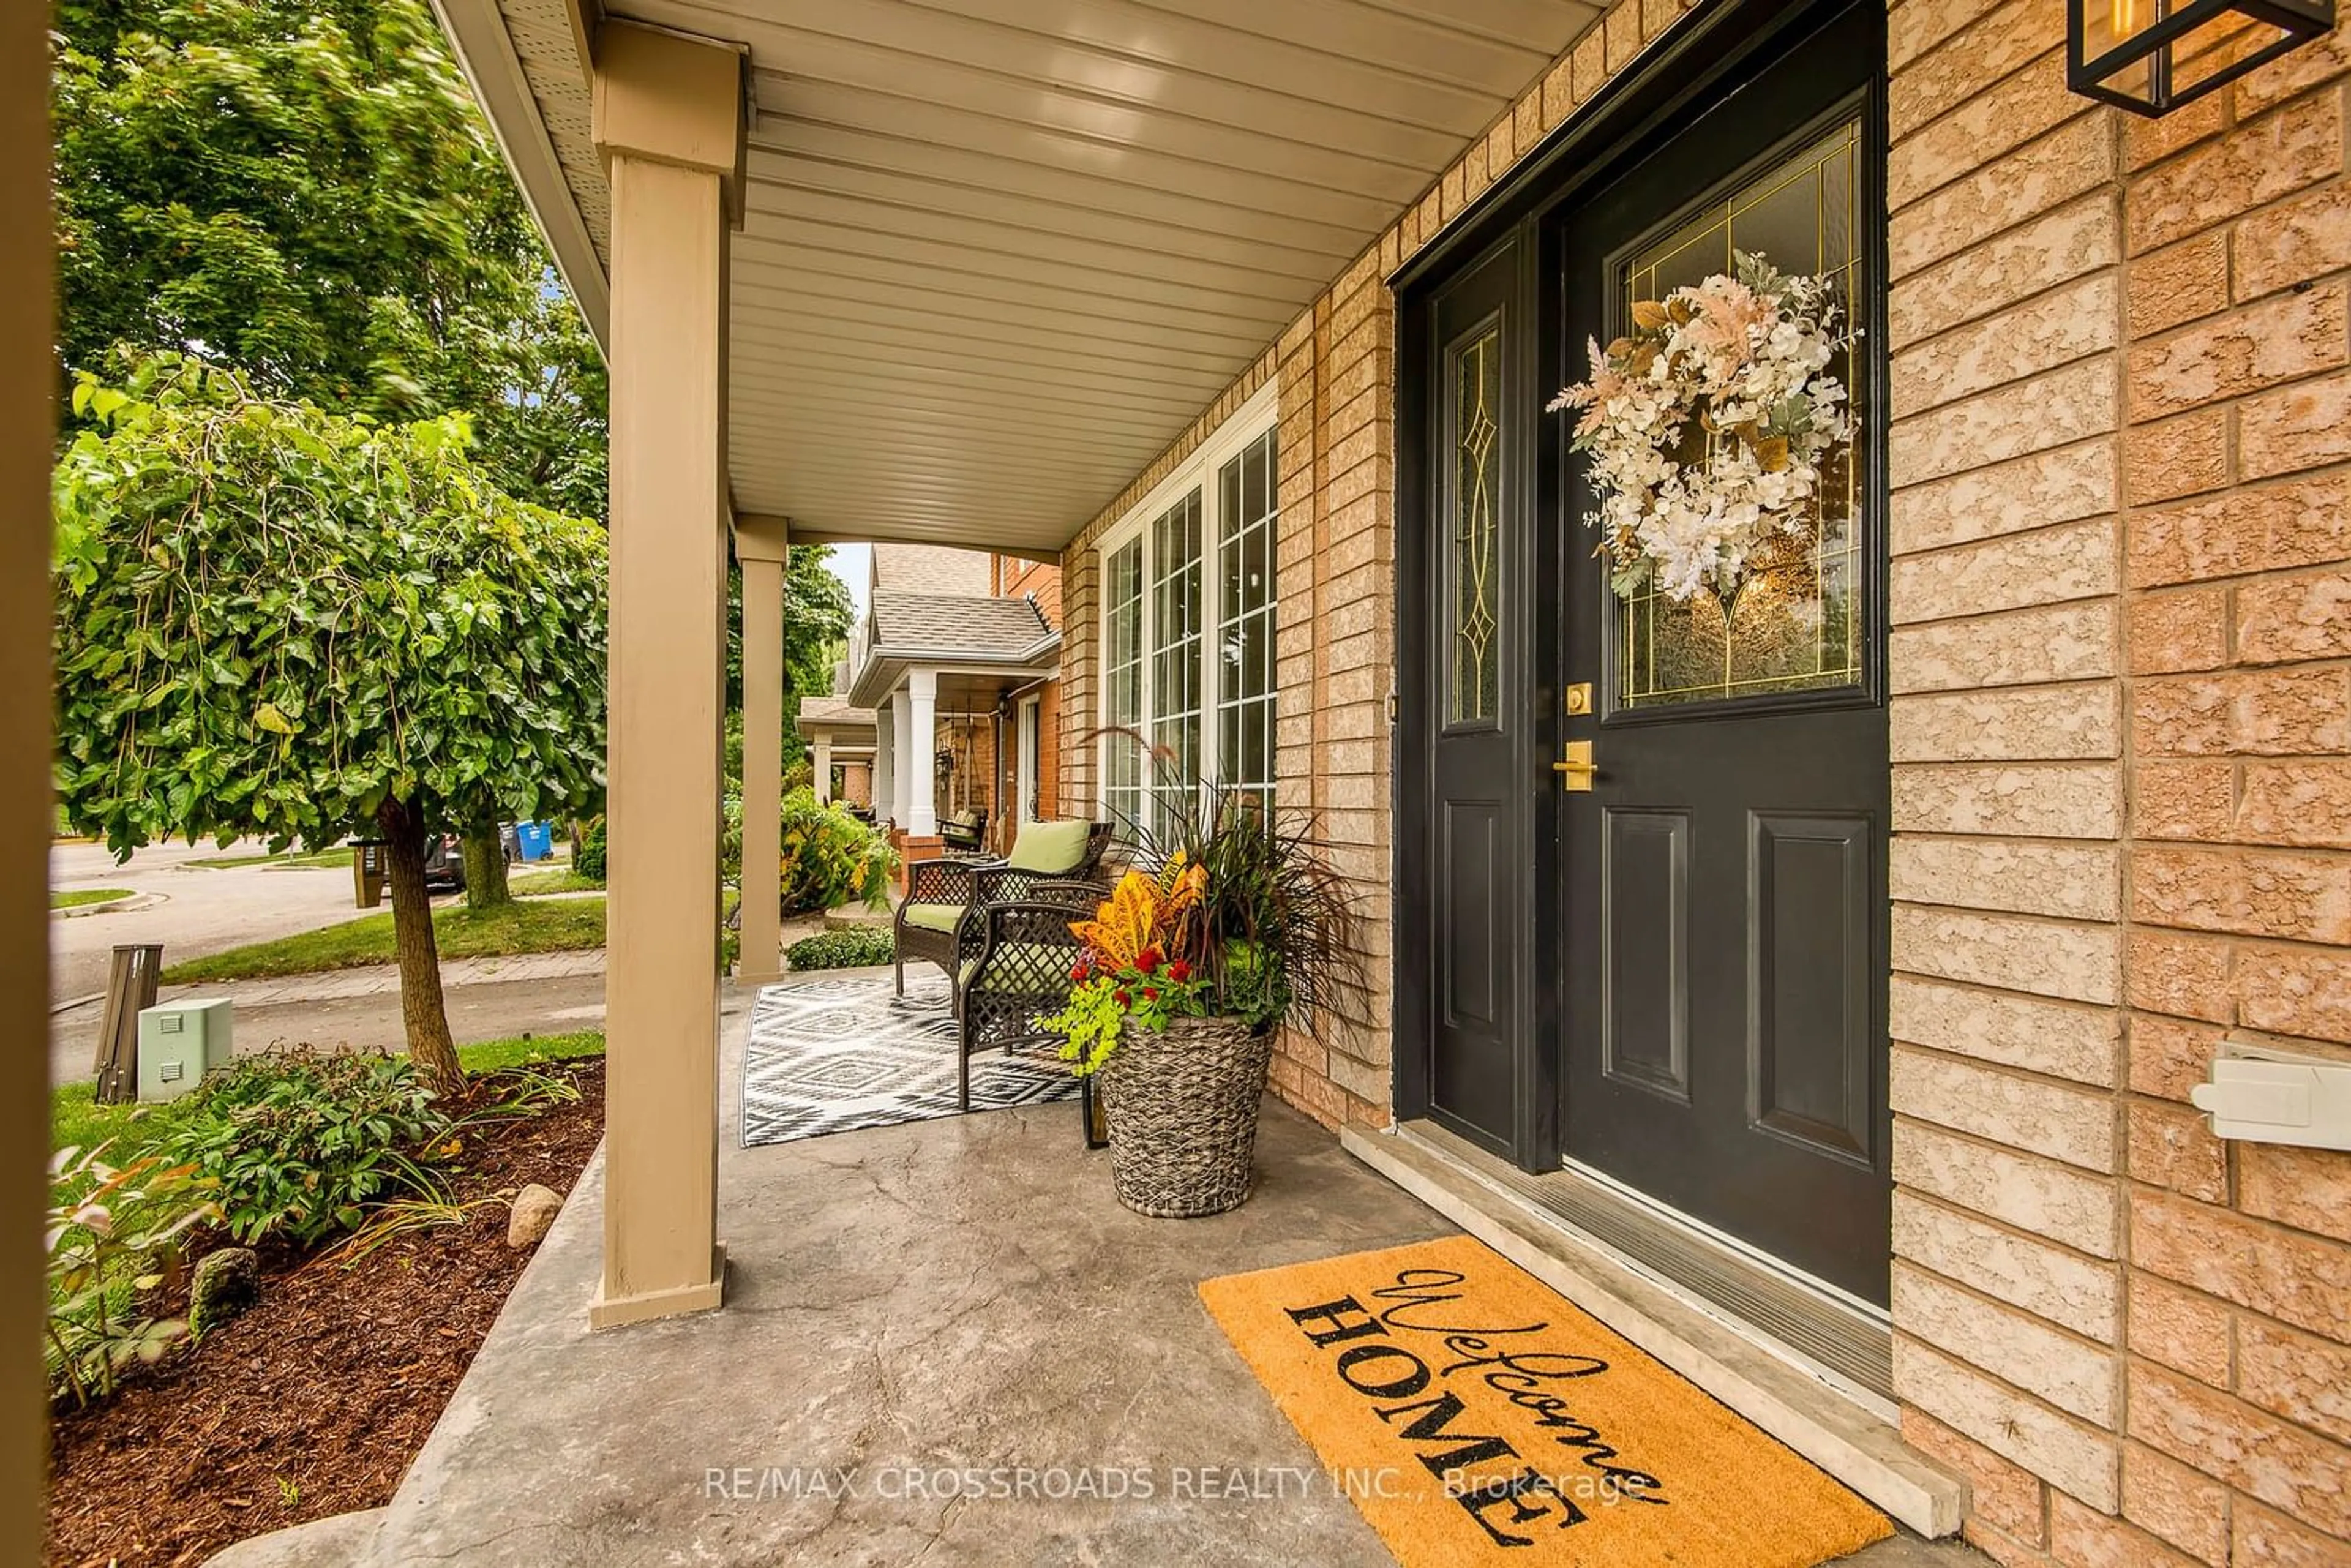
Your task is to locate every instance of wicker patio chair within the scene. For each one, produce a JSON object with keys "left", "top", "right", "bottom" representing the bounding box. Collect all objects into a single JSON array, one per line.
[
  {"left": 893, "top": 819, "right": 1113, "bottom": 1008},
  {"left": 951, "top": 877, "right": 1111, "bottom": 1116}
]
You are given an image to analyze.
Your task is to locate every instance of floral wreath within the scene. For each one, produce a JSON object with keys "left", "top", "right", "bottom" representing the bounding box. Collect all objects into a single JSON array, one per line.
[{"left": 1548, "top": 250, "right": 1854, "bottom": 605}]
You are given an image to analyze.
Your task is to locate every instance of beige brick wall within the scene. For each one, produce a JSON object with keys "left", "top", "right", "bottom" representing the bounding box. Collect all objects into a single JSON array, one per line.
[
  {"left": 1056, "top": 2, "right": 2351, "bottom": 1557},
  {"left": 1888, "top": 2, "right": 2351, "bottom": 1564}
]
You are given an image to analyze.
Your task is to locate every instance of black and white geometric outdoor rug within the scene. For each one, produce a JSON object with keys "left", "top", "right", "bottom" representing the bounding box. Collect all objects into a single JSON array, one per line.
[{"left": 740, "top": 972, "right": 1080, "bottom": 1147}]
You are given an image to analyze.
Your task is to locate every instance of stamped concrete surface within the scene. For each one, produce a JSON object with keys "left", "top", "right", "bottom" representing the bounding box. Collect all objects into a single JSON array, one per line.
[{"left": 309, "top": 978, "right": 1990, "bottom": 1568}]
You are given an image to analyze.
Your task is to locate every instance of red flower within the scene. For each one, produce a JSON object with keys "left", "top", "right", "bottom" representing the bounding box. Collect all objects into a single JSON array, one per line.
[
  {"left": 1071, "top": 962, "right": 1089, "bottom": 982},
  {"left": 1115, "top": 989, "right": 1131, "bottom": 1008},
  {"left": 1167, "top": 960, "right": 1191, "bottom": 983},
  {"left": 1142, "top": 987, "right": 1159, "bottom": 1003},
  {"left": 1137, "top": 946, "right": 1164, "bottom": 973}
]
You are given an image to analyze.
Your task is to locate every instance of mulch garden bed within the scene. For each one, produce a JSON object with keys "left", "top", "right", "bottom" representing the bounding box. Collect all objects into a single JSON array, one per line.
[{"left": 45, "top": 1060, "right": 606, "bottom": 1568}]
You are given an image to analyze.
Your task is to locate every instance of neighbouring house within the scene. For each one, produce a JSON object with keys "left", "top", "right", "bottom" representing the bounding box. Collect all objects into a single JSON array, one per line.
[
  {"left": 792, "top": 666, "right": 874, "bottom": 809},
  {"left": 394, "top": 1, "right": 2351, "bottom": 1562},
  {"left": 842, "top": 543, "right": 1063, "bottom": 865}
]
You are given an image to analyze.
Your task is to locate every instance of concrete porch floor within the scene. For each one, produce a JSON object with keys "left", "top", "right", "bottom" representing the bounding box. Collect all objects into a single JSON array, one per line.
[{"left": 328, "top": 975, "right": 1986, "bottom": 1566}]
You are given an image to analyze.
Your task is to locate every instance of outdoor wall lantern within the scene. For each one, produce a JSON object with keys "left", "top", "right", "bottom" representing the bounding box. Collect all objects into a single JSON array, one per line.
[{"left": 2071, "top": 0, "right": 2336, "bottom": 114}]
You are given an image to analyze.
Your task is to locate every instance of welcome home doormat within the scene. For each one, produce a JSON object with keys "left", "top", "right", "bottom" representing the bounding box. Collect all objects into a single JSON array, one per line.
[{"left": 1198, "top": 1236, "right": 1891, "bottom": 1568}]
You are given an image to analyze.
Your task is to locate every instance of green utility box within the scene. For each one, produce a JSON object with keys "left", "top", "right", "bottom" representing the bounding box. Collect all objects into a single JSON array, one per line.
[{"left": 137, "top": 998, "right": 233, "bottom": 1102}]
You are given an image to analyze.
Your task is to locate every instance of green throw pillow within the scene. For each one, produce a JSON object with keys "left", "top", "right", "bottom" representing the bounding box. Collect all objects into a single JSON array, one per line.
[{"left": 1005, "top": 818, "right": 1090, "bottom": 874}]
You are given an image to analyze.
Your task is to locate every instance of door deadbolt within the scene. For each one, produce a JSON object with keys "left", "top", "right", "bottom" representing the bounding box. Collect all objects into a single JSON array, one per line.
[
  {"left": 1553, "top": 740, "right": 1597, "bottom": 791},
  {"left": 1565, "top": 682, "right": 1592, "bottom": 716}
]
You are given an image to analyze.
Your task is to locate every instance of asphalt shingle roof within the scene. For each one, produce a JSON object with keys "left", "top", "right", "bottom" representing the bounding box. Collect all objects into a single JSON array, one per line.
[{"left": 868, "top": 591, "right": 1052, "bottom": 659}]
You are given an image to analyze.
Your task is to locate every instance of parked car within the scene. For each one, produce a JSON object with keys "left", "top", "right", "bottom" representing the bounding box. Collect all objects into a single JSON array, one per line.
[{"left": 422, "top": 831, "right": 466, "bottom": 893}]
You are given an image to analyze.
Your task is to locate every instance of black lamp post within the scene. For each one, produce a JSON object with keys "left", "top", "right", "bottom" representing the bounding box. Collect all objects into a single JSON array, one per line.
[{"left": 2069, "top": 0, "right": 2335, "bottom": 115}]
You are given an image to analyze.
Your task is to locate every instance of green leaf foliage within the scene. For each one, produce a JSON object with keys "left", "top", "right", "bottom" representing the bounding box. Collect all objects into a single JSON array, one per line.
[
  {"left": 52, "top": 354, "right": 608, "bottom": 858},
  {"left": 785, "top": 925, "right": 896, "bottom": 971},
  {"left": 721, "top": 786, "right": 897, "bottom": 915}
]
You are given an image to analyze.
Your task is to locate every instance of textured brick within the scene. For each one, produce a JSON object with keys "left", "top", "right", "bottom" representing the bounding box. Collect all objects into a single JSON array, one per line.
[
  {"left": 2125, "top": 1097, "right": 2228, "bottom": 1202},
  {"left": 2241, "top": 372, "right": 2351, "bottom": 480},
  {"left": 1892, "top": 113, "right": 2116, "bottom": 279},
  {"left": 2120, "top": 1442, "right": 2231, "bottom": 1566},
  {"left": 1895, "top": 904, "right": 2120, "bottom": 1004},
  {"left": 1889, "top": 836, "right": 2118, "bottom": 922},
  {"left": 2128, "top": 1360, "right": 2351, "bottom": 1537},
  {"left": 2128, "top": 283, "right": 2348, "bottom": 421},
  {"left": 2126, "top": 590, "right": 2227, "bottom": 675},
  {"left": 2240, "top": 1139, "right": 2351, "bottom": 1245},
  {"left": 2126, "top": 1270, "right": 2234, "bottom": 1384},
  {"left": 1890, "top": 50, "right": 2080, "bottom": 211},
  {"left": 1892, "top": 517, "right": 2118, "bottom": 620},
  {"left": 1890, "top": 0, "right": 2010, "bottom": 71},
  {"left": 2129, "top": 475, "right": 2351, "bottom": 587},
  {"left": 2128, "top": 1013, "right": 2223, "bottom": 1103},
  {"left": 2127, "top": 92, "right": 2342, "bottom": 253},
  {"left": 1895, "top": 1190, "right": 2121, "bottom": 1340},
  {"left": 1892, "top": 1048, "right": 2118, "bottom": 1171},
  {"left": 1570, "top": 21, "right": 1607, "bottom": 105},
  {"left": 1891, "top": 359, "right": 2117, "bottom": 487},
  {"left": 1892, "top": 601, "right": 2116, "bottom": 692},
  {"left": 1889, "top": 0, "right": 2062, "bottom": 140},
  {"left": 1892, "top": 975, "right": 2118, "bottom": 1086},
  {"left": 2237, "top": 942, "right": 2351, "bottom": 1042},
  {"left": 2131, "top": 757, "right": 2235, "bottom": 842},
  {"left": 1902, "top": 1406, "right": 2050, "bottom": 1547},
  {"left": 2238, "top": 1317, "right": 2351, "bottom": 1446},
  {"left": 2128, "top": 230, "right": 2230, "bottom": 340},
  {"left": 2123, "top": 89, "right": 2226, "bottom": 173},
  {"left": 2125, "top": 930, "right": 2235, "bottom": 1024},
  {"left": 2237, "top": 178, "right": 2351, "bottom": 301},
  {"left": 1894, "top": 1264, "right": 2118, "bottom": 1422},
  {"left": 1894, "top": 274, "right": 2115, "bottom": 416},
  {"left": 1892, "top": 438, "right": 2113, "bottom": 554},
  {"left": 1892, "top": 760, "right": 2121, "bottom": 838},
  {"left": 1891, "top": 683, "right": 2120, "bottom": 763},
  {"left": 2234, "top": 19, "right": 2351, "bottom": 116},
  {"left": 2239, "top": 567, "right": 2351, "bottom": 664},
  {"left": 1895, "top": 1335, "right": 2119, "bottom": 1509},
  {"left": 2131, "top": 844, "right": 2351, "bottom": 943},
  {"left": 2124, "top": 408, "right": 2229, "bottom": 505},
  {"left": 2132, "top": 1187, "right": 2351, "bottom": 1339},
  {"left": 2049, "top": 1491, "right": 2205, "bottom": 1568},
  {"left": 2133, "top": 668, "right": 2351, "bottom": 757},
  {"left": 2233, "top": 1496, "right": 2351, "bottom": 1568},
  {"left": 1894, "top": 1118, "right": 2119, "bottom": 1256},
  {"left": 2241, "top": 760, "right": 2351, "bottom": 849},
  {"left": 1892, "top": 193, "right": 2120, "bottom": 347}
]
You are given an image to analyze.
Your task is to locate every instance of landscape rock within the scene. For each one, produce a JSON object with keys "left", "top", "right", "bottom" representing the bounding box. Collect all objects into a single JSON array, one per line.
[
  {"left": 506, "top": 1184, "right": 564, "bottom": 1249},
  {"left": 189, "top": 1247, "right": 260, "bottom": 1337}
]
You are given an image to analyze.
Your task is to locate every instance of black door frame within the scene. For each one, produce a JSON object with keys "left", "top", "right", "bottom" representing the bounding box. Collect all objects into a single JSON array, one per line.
[{"left": 1394, "top": 0, "right": 1891, "bottom": 1176}]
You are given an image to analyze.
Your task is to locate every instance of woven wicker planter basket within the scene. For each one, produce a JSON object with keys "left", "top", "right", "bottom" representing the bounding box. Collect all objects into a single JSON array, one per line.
[{"left": 1096, "top": 1015, "right": 1272, "bottom": 1218}]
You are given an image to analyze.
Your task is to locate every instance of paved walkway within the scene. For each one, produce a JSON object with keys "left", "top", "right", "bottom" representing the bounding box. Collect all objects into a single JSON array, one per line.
[{"left": 157, "top": 948, "right": 607, "bottom": 1008}]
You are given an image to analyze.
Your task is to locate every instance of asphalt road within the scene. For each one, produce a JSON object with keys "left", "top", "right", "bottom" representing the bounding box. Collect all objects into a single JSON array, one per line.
[{"left": 47, "top": 838, "right": 364, "bottom": 1008}]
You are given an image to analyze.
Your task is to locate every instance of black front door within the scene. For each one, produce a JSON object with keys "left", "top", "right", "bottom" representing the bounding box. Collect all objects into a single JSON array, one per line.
[{"left": 1551, "top": 7, "right": 1891, "bottom": 1305}]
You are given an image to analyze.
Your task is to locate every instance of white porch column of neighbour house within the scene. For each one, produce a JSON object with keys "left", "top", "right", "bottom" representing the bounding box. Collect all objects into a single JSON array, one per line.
[
  {"left": 906, "top": 669, "right": 939, "bottom": 837},
  {"left": 891, "top": 692, "right": 915, "bottom": 830},
  {"left": 812, "top": 735, "right": 833, "bottom": 804},
  {"left": 874, "top": 697, "right": 894, "bottom": 828},
  {"left": 734, "top": 514, "right": 787, "bottom": 985},
  {"left": 587, "top": 20, "right": 744, "bottom": 1330}
]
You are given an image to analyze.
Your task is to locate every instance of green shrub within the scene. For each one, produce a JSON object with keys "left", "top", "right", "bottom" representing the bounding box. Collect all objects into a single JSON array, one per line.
[
  {"left": 577, "top": 817, "right": 607, "bottom": 880},
  {"left": 787, "top": 925, "right": 896, "bottom": 970},
  {"left": 724, "top": 786, "right": 896, "bottom": 914},
  {"left": 46, "top": 1145, "right": 217, "bottom": 1407},
  {"left": 157, "top": 1051, "right": 452, "bottom": 1247}
]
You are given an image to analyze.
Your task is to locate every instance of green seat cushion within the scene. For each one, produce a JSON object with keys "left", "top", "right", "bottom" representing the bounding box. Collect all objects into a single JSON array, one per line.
[
  {"left": 1005, "top": 818, "right": 1091, "bottom": 874},
  {"left": 962, "top": 943, "right": 1074, "bottom": 989},
  {"left": 902, "top": 901, "right": 967, "bottom": 934}
]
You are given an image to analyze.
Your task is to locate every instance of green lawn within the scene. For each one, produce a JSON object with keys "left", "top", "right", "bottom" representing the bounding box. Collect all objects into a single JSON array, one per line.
[
  {"left": 186, "top": 846, "right": 353, "bottom": 871},
  {"left": 510, "top": 866, "right": 604, "bottom": 896},
  {"left": 160, "top": 896, "right": 606, "bottom": 983},
  {"left": 51, "top": 1030, "right": 607, "bottom": 1164},
  {"left": 51, "top": 887, "right": 132, "bottom": 910}
]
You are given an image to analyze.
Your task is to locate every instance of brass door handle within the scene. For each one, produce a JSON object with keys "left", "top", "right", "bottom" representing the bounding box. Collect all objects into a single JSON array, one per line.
[{"left": 1553, "top": 740, "right": 1597, "bottom": 791}]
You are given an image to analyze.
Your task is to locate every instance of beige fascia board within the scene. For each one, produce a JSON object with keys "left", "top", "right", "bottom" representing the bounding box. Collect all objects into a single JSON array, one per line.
[
  {"left": 848, "top": 643, "right": 1062, "bottom": 710},
  {"left": 592, "top": 21, "right": 749, "bottom": 227},
  {"left": 430, "top": 0, "right": 611, "bottom": 348}
]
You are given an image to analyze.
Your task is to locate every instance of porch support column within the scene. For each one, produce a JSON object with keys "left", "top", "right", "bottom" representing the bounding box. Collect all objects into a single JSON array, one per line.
[
  {"left": 891, "top": 692, "right": 915, "bottom": 828},
  {"left": 874, "top": 698, "right": 895, "bottom": 827},
  {"left": 907, "top": 669, "right": 939, "bottom": 836},
  {"left": 588, "top": 20, "right": 745, "bottom": 1330},
  {"left": 735, "top": 514, "right": 787, "bottom": 985},
  {"left": 813, "top": 735, "right": 834, "bottom": 803}
]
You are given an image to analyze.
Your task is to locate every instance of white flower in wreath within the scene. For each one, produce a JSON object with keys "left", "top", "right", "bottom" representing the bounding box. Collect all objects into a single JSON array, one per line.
[{"left": 1549, "top": 250, "right": 1856, "bottom": 604}]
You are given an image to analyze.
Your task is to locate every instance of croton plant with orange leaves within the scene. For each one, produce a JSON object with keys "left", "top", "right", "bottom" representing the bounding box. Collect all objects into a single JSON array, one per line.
[{"left": 1038, "top": 855, "right": 1214, "bottom": 1076}]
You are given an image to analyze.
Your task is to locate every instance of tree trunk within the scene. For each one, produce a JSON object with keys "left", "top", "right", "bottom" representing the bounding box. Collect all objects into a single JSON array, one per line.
[
  {"left": 380, "top": 800, "right": 464, "bottom": 1094},
  {"left": 460, "top": 822, "right": 512, "bottom": 909}
]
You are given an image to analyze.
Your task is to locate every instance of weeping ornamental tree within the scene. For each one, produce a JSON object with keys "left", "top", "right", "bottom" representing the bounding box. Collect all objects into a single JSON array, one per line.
[{"left": 51, "top": 356, "right": 608, "bottom": 1092}]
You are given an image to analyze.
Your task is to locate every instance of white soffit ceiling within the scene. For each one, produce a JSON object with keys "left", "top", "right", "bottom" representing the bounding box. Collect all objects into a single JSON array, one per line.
[{"left": 495, "top": 0, "right": 1605, "bottom": 552}]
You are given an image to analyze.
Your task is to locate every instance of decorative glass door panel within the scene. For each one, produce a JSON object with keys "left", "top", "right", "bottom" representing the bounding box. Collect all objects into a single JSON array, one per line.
[
  {"left": 1450, "top": 324, "right": 1503, "bottom": 726},
  {"left": 1614, "top": 118, "right": 1864, "bottom": 711}
]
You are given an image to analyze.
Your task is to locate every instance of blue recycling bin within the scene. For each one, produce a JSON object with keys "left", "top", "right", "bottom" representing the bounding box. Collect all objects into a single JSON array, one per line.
[{"left": 516, "top": 821, "right": 555, "bottom": 862}]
